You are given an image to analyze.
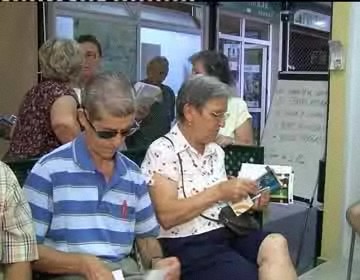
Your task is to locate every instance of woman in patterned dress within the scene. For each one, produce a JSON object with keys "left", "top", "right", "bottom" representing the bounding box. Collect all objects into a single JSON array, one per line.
[{"left": 141, "top": 75, "right": 297, "bottom": 280}]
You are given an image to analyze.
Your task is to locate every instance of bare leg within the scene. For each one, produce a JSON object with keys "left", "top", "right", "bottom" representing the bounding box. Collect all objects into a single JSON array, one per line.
[
  {"left": 347, "top": 202, "right": 360, "bottom": 234},
  {"left": 257, "top": 234, "right": 297, "bottom": 280}
]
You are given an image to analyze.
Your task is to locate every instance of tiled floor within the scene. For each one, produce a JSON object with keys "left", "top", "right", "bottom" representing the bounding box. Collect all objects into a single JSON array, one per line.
[{"left": 299, "top": 258, "right": 360, "bottom": 280}]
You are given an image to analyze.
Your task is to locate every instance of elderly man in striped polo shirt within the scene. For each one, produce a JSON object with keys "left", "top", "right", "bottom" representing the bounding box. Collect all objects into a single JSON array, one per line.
[{"left": 23, "top": 73, "right": 180, "bottom": 280}]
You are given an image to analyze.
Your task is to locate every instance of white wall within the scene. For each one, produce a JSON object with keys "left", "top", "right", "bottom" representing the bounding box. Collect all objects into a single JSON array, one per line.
[
  {"left": 140, "top": 27, "right": 201, "bottom": 94},
  {"left": 341, "top": 1, "right": 360, "bottom": 261}
]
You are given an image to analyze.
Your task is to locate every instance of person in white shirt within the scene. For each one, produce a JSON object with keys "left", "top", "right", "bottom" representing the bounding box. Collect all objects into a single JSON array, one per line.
[
  {"left": 189, "top": 50, "right": 254, "bottom": 146},
  {"left": 141, "top": 75, "right": 297, "bottom": 280}
]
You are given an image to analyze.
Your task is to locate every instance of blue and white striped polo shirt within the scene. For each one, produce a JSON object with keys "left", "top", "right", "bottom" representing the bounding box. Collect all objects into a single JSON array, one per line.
[{"left": 23, "top": 133, "right": 160, "bottom": 262}]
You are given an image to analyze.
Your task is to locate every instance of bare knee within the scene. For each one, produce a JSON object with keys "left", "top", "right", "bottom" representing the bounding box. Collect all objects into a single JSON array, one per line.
[
  {"left": 346, "top": 203, "right": 360, "bottom": 227},
  {"left": 258, "top": 234, "right": 290, "bottom": 264}
]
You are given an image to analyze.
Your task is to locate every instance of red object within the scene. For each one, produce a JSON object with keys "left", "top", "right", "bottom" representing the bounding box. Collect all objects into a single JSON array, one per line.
[{"left": 122, "top": 200, "right": 128, "bottom": 219}]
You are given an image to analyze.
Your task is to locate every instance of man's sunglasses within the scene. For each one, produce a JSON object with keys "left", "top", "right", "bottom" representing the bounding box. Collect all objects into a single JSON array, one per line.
[{"left": 83, "top": 112, "right": 140, "bottom": 139}]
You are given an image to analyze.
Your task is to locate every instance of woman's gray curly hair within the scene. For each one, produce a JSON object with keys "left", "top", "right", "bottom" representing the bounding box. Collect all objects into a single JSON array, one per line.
[{"left": 39, "top": 38, "right": 83, "bottom": 83}]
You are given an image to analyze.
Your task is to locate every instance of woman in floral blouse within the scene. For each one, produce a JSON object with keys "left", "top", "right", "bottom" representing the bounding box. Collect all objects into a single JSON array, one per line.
[
  {"left": 5, "top": 39, "right": 82, "bottom": 160},
  {"left": 141, "top": 75, "right": 297, "bottom": 280}
]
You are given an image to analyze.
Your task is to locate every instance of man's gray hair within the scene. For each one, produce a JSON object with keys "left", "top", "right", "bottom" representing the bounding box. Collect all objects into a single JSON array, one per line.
[
  {"left": 82, "top": 73, "right": 136, "bottom": 121},
  {"left": 176, "top": 74, "right": 231, "bottom": 121}
]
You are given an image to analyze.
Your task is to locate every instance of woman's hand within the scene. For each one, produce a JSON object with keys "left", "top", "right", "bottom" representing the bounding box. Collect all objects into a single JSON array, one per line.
[
  {"left": 216, "top": 134, "right": 235, "bottom": 147},
  {"left": 153, "top": 257, "right": 181, "bottom": 280},
  {"left": 217, "top": 178, "right": 257, "bottom": 203},
  {"left": 252, "top": 190, "right": 271, "bottom": 211}
]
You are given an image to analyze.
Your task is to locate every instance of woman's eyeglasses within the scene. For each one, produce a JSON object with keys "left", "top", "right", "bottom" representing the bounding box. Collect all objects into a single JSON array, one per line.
[
  {"left": 83, "top": 112, "right": 140, "bottom": 139},
  {"left": 210, "top": 111, "right": 230, "bottom": 121}
]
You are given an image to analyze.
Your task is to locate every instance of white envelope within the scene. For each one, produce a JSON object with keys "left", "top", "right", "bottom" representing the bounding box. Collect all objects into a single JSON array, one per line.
[{"left": 112, "top": 269, "right": 125, "bottom": 280}]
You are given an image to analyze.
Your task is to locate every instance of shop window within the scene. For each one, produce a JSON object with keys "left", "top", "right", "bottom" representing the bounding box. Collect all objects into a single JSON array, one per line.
[
  {"left": 245, "top": 20, "right": 270, "bottom": 40},
  {"left": 139, "top": 3, "right": 204, "bottom": 93},
  {"left": 140, "top": 27, "right": 201, "bottom": 94},
  {"left": 54, "top": 3, "right": 138, "bottom": 81},
  {"left": 219, "top": 13, "right": 242, "bottom": 36},
  {"left": 288, "top": 25, "right": 329, "bottom": 72}
]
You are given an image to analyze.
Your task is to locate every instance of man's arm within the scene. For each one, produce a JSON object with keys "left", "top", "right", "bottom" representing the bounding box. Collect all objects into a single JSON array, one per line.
[
  {"left": 135, "top": 237, "right": 163, "bottom": 269},
  {"left": 32, "top": 245, "right": 88, "bottom": 275},
  {"left": 5, "top": 262, "right": 32, "bottom": 280}
]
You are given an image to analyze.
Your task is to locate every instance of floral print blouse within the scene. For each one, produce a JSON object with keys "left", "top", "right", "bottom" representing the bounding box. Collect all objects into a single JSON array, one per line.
[{"left": 141, "top": 124, "right": 228, "bottom": 238}]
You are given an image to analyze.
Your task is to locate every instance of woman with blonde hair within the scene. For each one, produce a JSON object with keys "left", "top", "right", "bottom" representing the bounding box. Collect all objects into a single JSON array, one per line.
[{"left": 5, "top": 38, "right": 83, "bottom": 160}]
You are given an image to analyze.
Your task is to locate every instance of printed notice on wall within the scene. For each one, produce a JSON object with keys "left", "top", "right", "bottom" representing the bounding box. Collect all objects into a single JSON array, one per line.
[{"left": 261, "top": 80, "right": 328, "bottom": 199}]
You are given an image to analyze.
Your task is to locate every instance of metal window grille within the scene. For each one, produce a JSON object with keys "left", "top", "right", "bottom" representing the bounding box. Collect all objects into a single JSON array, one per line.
[{"left": 288, "top": 25, "right": 329, "bottom": 72}]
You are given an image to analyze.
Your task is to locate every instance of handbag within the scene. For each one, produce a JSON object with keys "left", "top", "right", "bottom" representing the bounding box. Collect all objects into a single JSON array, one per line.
[{"left": 162, "top": 136, "right": 260, "bottom": 237}]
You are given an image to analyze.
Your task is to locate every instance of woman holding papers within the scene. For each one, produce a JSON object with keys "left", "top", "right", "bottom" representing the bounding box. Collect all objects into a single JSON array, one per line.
[
  {"left": 190, "top": 50, "right": 254, "bottom": 146},
  {"left": 141, "top": 75, "right": 297, "bottom": 280}
]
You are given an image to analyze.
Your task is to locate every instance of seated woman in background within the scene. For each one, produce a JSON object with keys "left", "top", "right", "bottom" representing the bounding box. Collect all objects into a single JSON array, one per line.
[
  {"left": 141, "top": 75, "right": 297, "bottom": 280},
  {"left": 4, "top": 39, "right": 82, "bottom": 160},
  {"left": 190, "top": 50, "right": 254, "bottom": 146}
]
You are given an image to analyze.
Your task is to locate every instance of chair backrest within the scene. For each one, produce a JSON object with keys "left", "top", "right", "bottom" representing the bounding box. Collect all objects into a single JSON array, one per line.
[
  {"left": 5, "top": 158, "right": 39, "bottom": 186},
  {"left": 122, "top": 148, "right": 148, "bottom": 167},
  {"left": 3, "top": 149, "right": 148, "bottom": 187},
  {"left": 223, "top": 145, "right": 265, "bottom": 177}
]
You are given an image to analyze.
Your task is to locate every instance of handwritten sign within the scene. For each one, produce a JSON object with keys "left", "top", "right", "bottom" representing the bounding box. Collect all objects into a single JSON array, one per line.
[{"left": 261, "top": 80, "right": 328, "bottom": 199}]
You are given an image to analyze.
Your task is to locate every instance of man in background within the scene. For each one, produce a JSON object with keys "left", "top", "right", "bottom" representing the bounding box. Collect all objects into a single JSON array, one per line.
[
  {"left": 76, "top": 34, "right": 102, "bottom": 85},
  {"left": 126, "top": 56, "right": 176, "bottom": 151},
  {"left": 0, "top": 161, "right": 38, "bottom": 280}
]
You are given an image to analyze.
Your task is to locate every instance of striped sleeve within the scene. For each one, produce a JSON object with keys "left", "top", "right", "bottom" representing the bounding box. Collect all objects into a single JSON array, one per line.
[
  {"left": 134, "top": 177, "right": 159, "bottom": 238},
  {"left": 23, "top": 161, "right": 54, "bottom": 244}
]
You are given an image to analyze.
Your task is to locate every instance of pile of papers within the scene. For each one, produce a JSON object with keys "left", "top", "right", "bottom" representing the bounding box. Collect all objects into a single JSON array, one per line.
[
  {"left": 134, "top": 82, "right": 162, "bottom": 108},
  {"left": 238, "top": 163, "right": 294, "bottom": 205}
]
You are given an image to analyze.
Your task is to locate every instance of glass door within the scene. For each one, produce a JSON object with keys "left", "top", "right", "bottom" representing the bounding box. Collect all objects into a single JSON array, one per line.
[
  {"left": 218, "top": 37, "right": 242, "bottom": 96},
  {"left": 243, "top": 44, "right": 268, "bottom": 144}
]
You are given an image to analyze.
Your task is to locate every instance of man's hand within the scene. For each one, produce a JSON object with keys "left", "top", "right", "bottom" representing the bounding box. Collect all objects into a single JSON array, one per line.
[
  {"left": 153, "top": 257, "right": 181, "bottom": 280},
  {"left": 80, "top": 255, "right": 114, "bottom": 280},
  {"left": 252, "top": 190, "right": 270, "bottom": 211}
]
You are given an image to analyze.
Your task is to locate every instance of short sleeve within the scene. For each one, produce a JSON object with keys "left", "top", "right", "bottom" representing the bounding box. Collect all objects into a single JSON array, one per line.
[
  {"left": 134, "top": 179, "right": 160, "bottom": 238},
  {"left": 1, "top": 163, "right": 38, "bottom": 263},
  {"left": 141, "top": 139, "right": 180, "bottom": 185},
  {"left": 23, "top": 161, "right": 54, "bottom": 244},
  {"left": 233, "top": 98, "right": 252, "bottom": 129}
]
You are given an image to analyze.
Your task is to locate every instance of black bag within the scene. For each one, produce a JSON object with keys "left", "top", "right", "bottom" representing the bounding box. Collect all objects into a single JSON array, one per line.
[{"left": 162, "top": 136, "right": 260, "bottom": 237}]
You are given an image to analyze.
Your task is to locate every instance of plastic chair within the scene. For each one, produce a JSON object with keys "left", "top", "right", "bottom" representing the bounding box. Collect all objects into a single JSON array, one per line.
[
  {"left": 223, "top": 145, "right": 265, "bottom": 177},
  {"left": 5, "top": 157, "right": 39, "bottom": 185},
  {"left": 122, "top": 148, "right": 147, "bottom": 166}
]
